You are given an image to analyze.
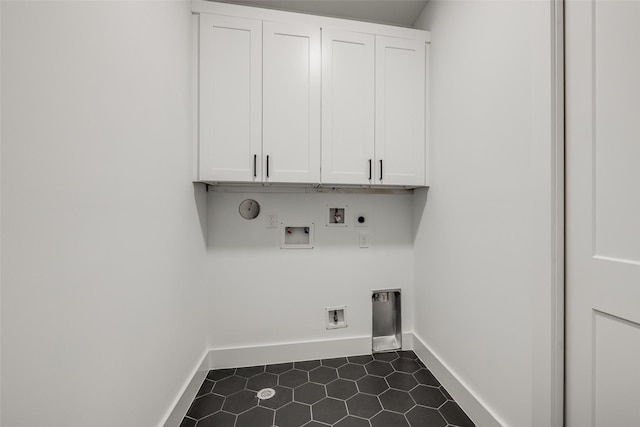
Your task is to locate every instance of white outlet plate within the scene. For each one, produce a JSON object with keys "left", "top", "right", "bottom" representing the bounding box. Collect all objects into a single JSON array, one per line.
[
  {"left": 265, "top": 212, "right": 278, "bottom": 228},
  {"left": 359, "top": 232, "right": 370, "bottom": 248}
]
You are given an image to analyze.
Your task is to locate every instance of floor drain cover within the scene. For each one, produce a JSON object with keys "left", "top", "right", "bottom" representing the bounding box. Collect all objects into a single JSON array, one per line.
[{"left": 256, "top": 388, "right": 276, "bottom": 400}]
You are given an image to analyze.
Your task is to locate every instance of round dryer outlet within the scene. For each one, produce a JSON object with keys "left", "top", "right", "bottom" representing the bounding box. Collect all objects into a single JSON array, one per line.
[{"left": 239, "top": 199, "right": 260, "bottom": 220}]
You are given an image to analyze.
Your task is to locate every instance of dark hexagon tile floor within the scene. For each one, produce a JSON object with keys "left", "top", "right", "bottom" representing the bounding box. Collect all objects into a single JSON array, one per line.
[{"left": 180, "top": 351, "right": 475, "bottom": 427}]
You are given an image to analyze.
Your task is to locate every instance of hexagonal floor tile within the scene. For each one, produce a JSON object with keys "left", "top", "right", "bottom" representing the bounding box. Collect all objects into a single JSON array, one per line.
[
  {"left": 406, "top": 405, "right": 447, "bottom": 427},
  {"left": 235, "top": 365, "right": 265, "bottom": 378},
  {"left": 295, "top": 360, "right": 321, "bottom": 371},
  {"left": 335, "top": 415, "right": 370, "bottom": 427},
  {"left": 379, "top": 389, "right": 415, "bottom": 413},
  {"left": 312, "top": 397, "right": 348, "bottom": 424},
  {"left": 413, "top": 369, "right": 440, "bottom": 387},
  {"left": 391, "top": 358, "right": 421, "bottom": 374},
  {"left": 279, "top": 369, "right": 309, "bottom": 388},
  {"left": 206, "top": 368, "right": 235, "bottom": 381},
  {"left": 236, "top": 406, "right": 274, "bottom": 427},
  {"left": 178, "top": 417, "right": 196, "bottom": 427},
  {"left": 185, "top": 394, "right": 224, "bottom": 419},
  {"left": 370, "top": 410, "right": 410, "bottom": 427},
  {"left": 213, "top": 376, "right": 247, "bottom": 396},
  {"left": 397, "top": 350, "right": 417, "bottom": 360},
  {"left": 309, "top": 366, "right": 338, "bottom": 384},
  {"left": 276, "top": 402, "right": 311, "bottom": 427},
  {"left": 356, "top": 375, "right": 389, "bottom": 396},
  {"left": 365, "top": 360, "right": 394, "bottom": 377},
  {"left": 440, "top": 386, "right": 453, "bottom": 400},
  {"left": 222, "top": 389, "right": 258, "bottom": 414},
  {"left": 346, "top": 393, "right": 382, "bottom": 419},
  {"left": 326, "top": 379, "right": 358, "bottom": 400},
  {"left": 439, "top": 400, "right": 475, "bottom": 427},
  {"left": 321, "top": 357, "right": 348, "bottom": 368},
  {"left": 247, "top": 372, "right": 278, "bottom": 391},
  {"left": 338, "top": 364, "right": 366, "bottom": 381},
  {"left": 196, "top": 379, "right": 214, "bottom": 397},
  {"left": 259, "top": 385, "right": 293, "bottom": 410},
  {"left": 409, "top": 385, "right": 446, "bottom": 408},
  {"left": 195, "top": 411, "right": 235, "bottom": 427},
  {"left": 295, "top": 382, "right": 326, "bottom": 404},
  {"left": 373, "top": 352, "right": 398, "bottom": 362},
  {"left": 183, "top": 353, "right": 474, "bottom": 427},
  {"left": 266, "top": 362, "right": 293, "bottom": 374},
  {"left": 348, "top": 355, "right": 373, "bottom": 365},
  {"left": 386, "top": 372, "right": 418, "bottom": 391}
]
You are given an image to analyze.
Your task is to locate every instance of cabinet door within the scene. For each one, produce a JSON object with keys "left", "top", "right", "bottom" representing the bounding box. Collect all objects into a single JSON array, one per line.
[
  {"left": 375, "top": 36, "right": 426, "bottom": 186},
  {"left": 321, "top": 29, "right": 375, "bottom": 185},
  {"left": 263, "top": 21, "right": 321, "bottom": 184},
  {"left": 199, "top": 14, "right": 262, "bottom": 182}
]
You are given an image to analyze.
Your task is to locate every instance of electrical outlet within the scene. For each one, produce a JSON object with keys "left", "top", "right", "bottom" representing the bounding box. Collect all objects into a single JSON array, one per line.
[
  {"left": 359, "top": 232, "right": 370, "bottom": 248},
  {"left": 354, "top": 213, "right": 368, "bottom": 227},
  {"left": 265, "top": 212, "right": 278, "bottom": 228}
]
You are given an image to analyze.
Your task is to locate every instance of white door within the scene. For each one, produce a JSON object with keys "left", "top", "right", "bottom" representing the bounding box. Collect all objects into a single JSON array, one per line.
[
  {"left": 198, "top": 14, "right": 262, "bottom": 182},
  {"left": 263, "top": 21, "right": 321, "bottom": 184},
  {"left": 566, "top": 2, "right": 640, "bottom": 426},
  {"left": 321, "top": 29, "right": 375, "bottom": 186},
  {"left": 375, "top": 36, "right": 426, "bottom": 186}
]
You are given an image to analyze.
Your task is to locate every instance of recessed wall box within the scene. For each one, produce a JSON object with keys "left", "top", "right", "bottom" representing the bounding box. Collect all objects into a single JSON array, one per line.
[
  {"left": 325, "top": 306, "right": 347, "bottom": 329},
  {"left": 372, "top": 289, "right": 402, "bottom": 352},
  {"left": 327, "top": 205, "right": 348, "bottom": 227},
  {"left": 281, "top": 222, "right": 314, "bottom": 249}
]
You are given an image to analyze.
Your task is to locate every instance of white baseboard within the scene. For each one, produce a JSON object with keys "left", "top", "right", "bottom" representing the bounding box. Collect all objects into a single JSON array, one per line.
[
  {"left": 161, "top": 350, "right": 210, "bottom": 427},
  {"left": 162, "top": 332, "right": 498, "bottom": 427},
  {"left": 207, "top": 333, "right": 413, "bottom": 369},
  {"left": 412, "top": 333, "right": 504, "bottom": 427}
]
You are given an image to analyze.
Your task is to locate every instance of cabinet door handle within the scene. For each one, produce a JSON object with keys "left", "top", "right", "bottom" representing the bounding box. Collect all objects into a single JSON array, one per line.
[
  {"left": 253, "top": 155, "right": 257, "bottom": 178},
  {"left": 379, "top": 159, "right": 383, "bottom": 181},
  {"left": 368, "top": 159, "right": 372, "bottom": 180},
  {"left": 266, "top": 155, "right": 270, "bottom": 178}
]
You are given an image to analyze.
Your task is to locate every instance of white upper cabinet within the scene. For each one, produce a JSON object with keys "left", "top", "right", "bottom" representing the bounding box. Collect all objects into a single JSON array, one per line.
[
  {"left": 198, "top": 14, "right": 262, "bottom": 182},
  {"left": 321, "top": 31, "right": 428, "bottom": 187},
  {"left": 321, "top": 29, "right": 375, "bottom": 186},
  {"left": 263, "top": 21, "right": 321, "bottom": 184},
  {"left": 194, "top": 2, "right": 429, "bottom": 188},
  {"left": 375, "top": 36, "right": 426, "bottom": 187}
]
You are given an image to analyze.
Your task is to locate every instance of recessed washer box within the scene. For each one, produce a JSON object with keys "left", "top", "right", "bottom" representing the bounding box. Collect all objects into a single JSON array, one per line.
[
  {"left": 326, "top": 305, "right": 347, "bottom": 329},
  {"left": 281, "top": 222, "right": 314, "bottom": 249},
  {"left": 327, "top": 205, "right": 348, "bottom": 227}
]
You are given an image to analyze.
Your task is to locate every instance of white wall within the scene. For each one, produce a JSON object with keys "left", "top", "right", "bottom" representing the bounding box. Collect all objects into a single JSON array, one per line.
[
  {"left": 206, "top": 191, "right": 414, "bottom": 353},
  {"left": 413, "top": 2, "right": 556, "bottom": 426},
  {"left": 1, "top": 2, "right": 208, "bottom": 426},
  {"left": 0, "top": 0, "right": 3, "bottom": 422}
]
